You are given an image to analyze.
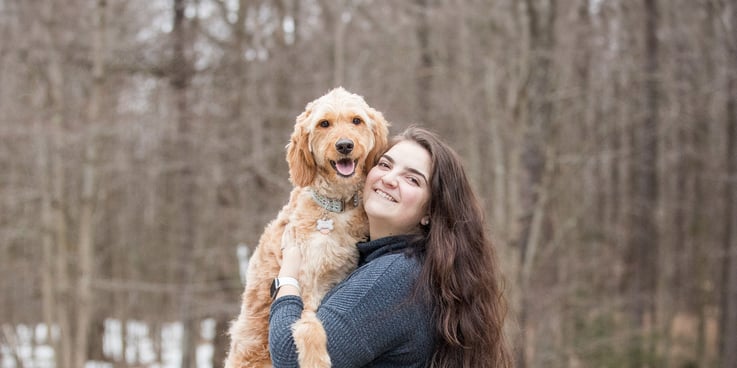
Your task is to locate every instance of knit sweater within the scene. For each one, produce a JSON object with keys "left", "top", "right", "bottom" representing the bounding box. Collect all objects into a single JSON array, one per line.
[{"left": 269, "top": 235, "right": 435, "bottom": 367}]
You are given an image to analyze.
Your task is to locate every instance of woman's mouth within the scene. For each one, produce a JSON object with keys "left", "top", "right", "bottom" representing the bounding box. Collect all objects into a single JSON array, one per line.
[{"left": 374, "top": 189, "right": 397, "bottom": 203}]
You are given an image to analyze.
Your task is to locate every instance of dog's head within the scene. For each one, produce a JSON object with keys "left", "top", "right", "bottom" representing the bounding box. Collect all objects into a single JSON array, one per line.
[{"left": 287, "top": 87, "right": 389, "bottom": 189}]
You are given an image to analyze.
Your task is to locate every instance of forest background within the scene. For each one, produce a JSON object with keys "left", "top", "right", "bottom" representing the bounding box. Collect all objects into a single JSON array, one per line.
[{"left": 1, "top": 0, "right": 736, "bottom": 367}]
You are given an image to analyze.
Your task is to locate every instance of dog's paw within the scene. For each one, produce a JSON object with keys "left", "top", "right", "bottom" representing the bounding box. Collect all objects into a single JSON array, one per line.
[{"left": 281, "top": 224, "right": 297, "bottom": 251}]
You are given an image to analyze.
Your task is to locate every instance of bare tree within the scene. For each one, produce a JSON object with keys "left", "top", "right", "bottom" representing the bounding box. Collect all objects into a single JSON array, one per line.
[
  {"left": 36, "top": 0, "right": 74, "bottom": 364},
  {"left": 73, "top": 1, "right": 108, "bottom": 366},
  {"left": 515, "top": 0, "right": 557, "bottom": 367},
  {"left": 622, "top": 0, "right": 660, "bottom": 364},
  {"left": 415, "top": 0, "right": 434, "bottom": 126},
  {"left": 168, "top": 0, "right": 199, "bottom": 366},
  {"left": 719, "top": 1, "right": 737, "bottom": 367}
]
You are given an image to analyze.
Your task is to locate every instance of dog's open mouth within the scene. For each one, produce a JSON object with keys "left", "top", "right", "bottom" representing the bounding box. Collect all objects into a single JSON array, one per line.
[{"left": 330, "top": 158, "right": 357, "bottom": 177}]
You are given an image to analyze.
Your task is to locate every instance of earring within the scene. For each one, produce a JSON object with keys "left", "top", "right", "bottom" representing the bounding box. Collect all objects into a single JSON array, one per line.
[{"left": 421, "top": 218, "right": 429, "bottom": 226}]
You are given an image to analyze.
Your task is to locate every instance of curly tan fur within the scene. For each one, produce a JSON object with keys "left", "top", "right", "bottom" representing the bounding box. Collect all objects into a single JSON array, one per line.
[{"left": 225, "top": 88, "right": 389, "bottom": 368}]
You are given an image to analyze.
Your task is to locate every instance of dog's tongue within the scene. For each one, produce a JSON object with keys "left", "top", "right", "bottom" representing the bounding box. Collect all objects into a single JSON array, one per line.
[{"left": 336, "top": 159, "right": 355, "bottom": 176}]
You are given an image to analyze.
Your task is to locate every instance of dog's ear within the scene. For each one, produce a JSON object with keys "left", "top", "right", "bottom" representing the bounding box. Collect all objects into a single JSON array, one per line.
[
  {"left": 364, "top": 107, "right": 390, "bottom": 175},
  {"left": 286, "top": 107, "right": 317, "bottom": 187}
]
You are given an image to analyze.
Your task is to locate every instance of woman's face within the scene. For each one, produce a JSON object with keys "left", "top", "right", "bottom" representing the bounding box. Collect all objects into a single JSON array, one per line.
[{"left": 363, "top": 140, "right": 432, "bottom": 238}]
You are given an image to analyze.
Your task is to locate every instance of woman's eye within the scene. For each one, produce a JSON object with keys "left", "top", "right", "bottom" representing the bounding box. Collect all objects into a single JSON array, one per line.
[
  {"left": 408, "top": 177, "right": 419, "bottom": 185},
  {"left": 352, "top": 117, "right": 362, "bottom": 125},
  {"left": 377, "top": 161, "right": 390, "bottom": 168},
  {"left": 319, "top": 120, "right": 330, "bottom": 128}
]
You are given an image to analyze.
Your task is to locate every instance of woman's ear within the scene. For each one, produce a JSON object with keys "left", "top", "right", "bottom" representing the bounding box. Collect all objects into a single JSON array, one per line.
[
  {"left": 286, "top": 107, "right": 316, "bottom": 187},
  {"left": 364, "top": 108, "right": 390, "bottom": 175}
]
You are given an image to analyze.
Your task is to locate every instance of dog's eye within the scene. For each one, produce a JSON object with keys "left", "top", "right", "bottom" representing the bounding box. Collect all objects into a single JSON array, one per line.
[
  {"left": 319, "top": 120, "right": 330, "bottom": 128},
  {"left": 352, "top": 117, "right": 362, "bottom": 125}
]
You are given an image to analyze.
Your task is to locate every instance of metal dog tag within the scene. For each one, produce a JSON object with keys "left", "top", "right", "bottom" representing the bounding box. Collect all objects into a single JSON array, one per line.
[{"left": 316, "top": 219, "right": 334, "bottom": 234}]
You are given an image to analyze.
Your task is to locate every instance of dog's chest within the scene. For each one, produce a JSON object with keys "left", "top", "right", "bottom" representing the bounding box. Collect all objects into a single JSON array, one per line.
[
  {"left": 290, "top": 206, "right": 367, "bottom": 290},
  {"left": 299, "top": 209, "right": 367, "bottom": 245},
  {"left": 286, "top": 190, "right": 369, "bottom": 269}
]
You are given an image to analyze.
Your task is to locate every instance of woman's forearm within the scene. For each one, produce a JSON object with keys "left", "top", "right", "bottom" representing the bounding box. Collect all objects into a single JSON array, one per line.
[{"left": 269, "top": 295, "right": 303, "bottom": 367}]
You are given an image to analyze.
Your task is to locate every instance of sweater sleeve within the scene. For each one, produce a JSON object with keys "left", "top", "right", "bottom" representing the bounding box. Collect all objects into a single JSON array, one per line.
[
  {"left": 319, "top": 254, "right": 425, "bottom": 367},
  {"left": 269, "top": 254, "right": 428, "bottom": 368},
  {"left": 268, "top": 295, "right": 303, "bottom": 367}
]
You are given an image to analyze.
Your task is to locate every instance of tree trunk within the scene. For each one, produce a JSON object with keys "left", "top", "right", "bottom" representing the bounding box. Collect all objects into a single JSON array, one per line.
[
  {"left": 73, "top": 1, "right": 107, "bottom": 366},
  {"left": 719, "top": 2, "right": 737, "bottom": 365},
  {"left": 416, "top": 0, "right": 433, "bottom": 125},
  {"left": 455, "top": 0, "right": 479, "bottom": 186},
  {"left": 485, "top": 67, "right": 508, "bottom": 237},
  {"left": 624, "top": 0, "right": 659, "bottom": 364},
  {"left": 171, "top": 0, "right": 198, "bottom": 366},
  {"left": 39, "top": 1, "right": 73, "bottom": 363},
  {"left": 517, "top": 1, "right": 556, "bottom": 367},
  {"left": 575, "top": 0, "right": 595, "bottom": 227},
  {"left": 233, "top": 0, "right": 261, "bottom": 164},
  {"left": 37, "top": 112, "right": 56, "bottom": 364},
  {"left": 332, "top": 0, "right": 346, "bottom": 87}
]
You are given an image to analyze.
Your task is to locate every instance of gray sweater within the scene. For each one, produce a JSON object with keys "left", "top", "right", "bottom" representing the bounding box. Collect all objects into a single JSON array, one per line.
[{"left": 269, "top": 236, "right": 435, "bottom": 367}]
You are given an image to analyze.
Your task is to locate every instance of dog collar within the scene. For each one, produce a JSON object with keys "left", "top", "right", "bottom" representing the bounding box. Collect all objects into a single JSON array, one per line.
[{"left": 310, "top": 189, "right": 360, "bottom": 213}]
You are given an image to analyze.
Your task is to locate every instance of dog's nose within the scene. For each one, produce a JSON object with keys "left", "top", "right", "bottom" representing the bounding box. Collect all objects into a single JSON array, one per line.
[{"left": 336, "top": 139, "right": 354, "bottom": 154}]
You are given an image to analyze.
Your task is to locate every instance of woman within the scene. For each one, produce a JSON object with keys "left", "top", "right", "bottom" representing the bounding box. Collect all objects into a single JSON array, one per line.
[{"left": 269, "top": 126, "right": 513, "bottom": 367}]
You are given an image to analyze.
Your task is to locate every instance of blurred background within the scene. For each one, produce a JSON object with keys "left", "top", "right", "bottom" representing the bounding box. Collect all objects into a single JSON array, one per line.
[{"left": 1, "top": 0, "right": 736, "bottom": 367}]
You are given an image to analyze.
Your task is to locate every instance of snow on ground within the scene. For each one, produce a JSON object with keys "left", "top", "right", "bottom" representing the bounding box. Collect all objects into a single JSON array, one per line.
[{"left": 1, "top": 319, "right": 216, "bottom": 368}]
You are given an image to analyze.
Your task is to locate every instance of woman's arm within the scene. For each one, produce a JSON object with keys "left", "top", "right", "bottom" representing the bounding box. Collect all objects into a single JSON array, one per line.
[
  {"left": 268, "top": 295, "right": 303, "bottom": 367},
  {"left": 269, "top": 245, "right": 427, "bottom": 367},
  {"left": 268, "top": 244, "right": 303, "bottom": 367},
  {"left": 316, "top": 256, "right": 422, "bottom": 366}
]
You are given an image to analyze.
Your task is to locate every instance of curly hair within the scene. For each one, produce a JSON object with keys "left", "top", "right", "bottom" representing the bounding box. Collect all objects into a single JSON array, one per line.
[{"left": 396, "top": 126, "right": 513, "bottom": 368}]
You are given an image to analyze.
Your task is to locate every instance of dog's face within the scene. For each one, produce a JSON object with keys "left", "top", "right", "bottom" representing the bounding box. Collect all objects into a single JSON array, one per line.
[{"left": 287, "top": 87, "right": 389, "bottom": 188}]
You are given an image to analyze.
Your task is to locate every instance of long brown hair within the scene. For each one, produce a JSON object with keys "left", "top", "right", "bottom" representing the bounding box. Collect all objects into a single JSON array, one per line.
[{"left": 395, "top": 126, "right": 513, "bottom": 368}]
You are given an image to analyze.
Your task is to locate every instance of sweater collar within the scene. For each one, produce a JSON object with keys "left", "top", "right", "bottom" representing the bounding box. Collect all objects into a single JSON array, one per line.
[{"left": 357, "top": 235, "right": 414, "bottom": 265}]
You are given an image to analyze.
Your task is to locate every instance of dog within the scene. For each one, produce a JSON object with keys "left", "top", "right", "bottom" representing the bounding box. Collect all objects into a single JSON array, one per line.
[{"left": 225, "top": 87, "right": 389, "bottom": 368}]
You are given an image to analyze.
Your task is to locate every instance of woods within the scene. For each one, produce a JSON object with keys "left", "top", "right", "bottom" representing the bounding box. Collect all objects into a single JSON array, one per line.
[{"left": 1, "top": 0, "right": 736, "bottom": 367}]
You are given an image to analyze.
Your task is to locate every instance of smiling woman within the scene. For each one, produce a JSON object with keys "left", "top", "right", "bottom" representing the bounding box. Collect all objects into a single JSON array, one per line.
[{"left": 270, "top": 126, "right": 513, "bottom": 368}]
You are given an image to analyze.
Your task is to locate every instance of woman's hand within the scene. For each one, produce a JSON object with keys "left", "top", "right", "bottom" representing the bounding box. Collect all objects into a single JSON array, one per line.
[{"left": 276, "top": 225, "right": 302, "bottom": 298}]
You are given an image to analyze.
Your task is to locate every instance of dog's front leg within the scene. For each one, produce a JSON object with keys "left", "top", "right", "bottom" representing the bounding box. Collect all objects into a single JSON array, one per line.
[
  {"left": 292, "top": 308, "right": 331, "bottom": 368},
  {"left": 281, "top": 225, "right": 332, "bottom": 368}
]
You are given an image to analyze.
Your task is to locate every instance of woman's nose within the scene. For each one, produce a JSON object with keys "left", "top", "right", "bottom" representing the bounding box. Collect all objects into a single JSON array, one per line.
[{"left": 381, "top": 171, "right": 398, "bottom": 187}]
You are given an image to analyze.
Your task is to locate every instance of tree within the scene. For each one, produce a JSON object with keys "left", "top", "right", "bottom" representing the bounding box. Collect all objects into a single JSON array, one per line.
[
  {"left": 515, "top": 0, "right": 557, "bottom": 367},
  {"left": 623, "top": 0, "right": 660, "bottom": 364},
  {"left": 73, "top": 0, "right": 107, "bottom": 365},
  {"left": 168, "top": 0, "right": 199, "bottom": 366},
  {"left": 719, "top": 1, "right": 737, "bottom": 366},
  {"left": 415, "top": 0, "right": 434, "bottom": 126}
]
